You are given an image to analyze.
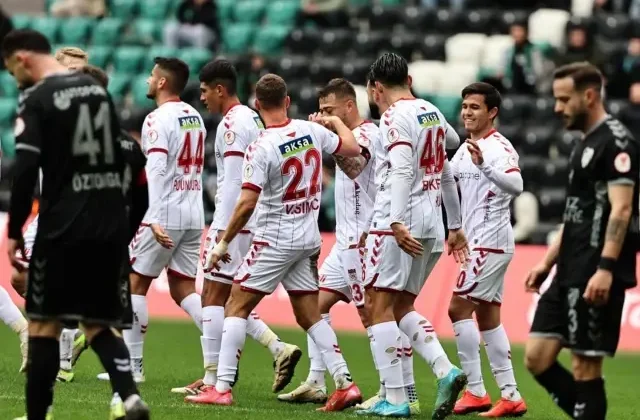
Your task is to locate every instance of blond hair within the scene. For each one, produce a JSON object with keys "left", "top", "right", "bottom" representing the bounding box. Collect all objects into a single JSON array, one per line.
[{"left": 55, "top": 46, "right": 89, "bottom": 64}]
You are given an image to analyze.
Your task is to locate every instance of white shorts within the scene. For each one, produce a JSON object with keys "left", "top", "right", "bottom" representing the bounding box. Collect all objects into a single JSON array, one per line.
[
  {"left": 202, "top": 230, "right": 253, "bottom": 284},
  {"left": 318, "top": 245, "right": 366, "bottom": 307},
  {"left": 453, "top": 249, "right": 512, "bottom": 305},
  {"left": 129, "top": 224, "right": 202, "bottom": 280},
  {"left": 365, "top": 233, "right": 441, "bottom": 296},
  {"left": 234, "top": 242, "right": 320, "bottom": 295},
  {"left": 16, "top": 217, "right": 39, "bottom": 269}
]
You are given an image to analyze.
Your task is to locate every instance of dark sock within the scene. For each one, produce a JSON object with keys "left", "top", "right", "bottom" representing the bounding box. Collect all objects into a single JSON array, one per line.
[
  {"left": 574, "top": 378, "right": 607, "bottom": 420},
  {"left": 534, "top": 361, "right": 576, "bottom": 417},
  {"left": 26, "top": 337, "right": 59, "bottom": 420},
  {"left": 91, "top": 328, "right": 139, "bottom": 400}
]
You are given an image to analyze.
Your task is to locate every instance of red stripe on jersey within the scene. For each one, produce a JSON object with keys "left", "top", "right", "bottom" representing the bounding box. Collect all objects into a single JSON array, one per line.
[
  {"left": 223, "top": 151, "right": 245, "bottom": 158},
  {"left": 388, "top": 141, "right": 412, "bottom": 151},
  {"left": 241, "top": 182, "right": 262, "bottom": 193},
  {"left": 505, "top": 167, "right": 520, "bottom": 173},
  {"left": 147, "top": 148, "right": 168, "bottom": 154},
  {"left": 333, "top": 136, "right": 343, "bottom": 155}
]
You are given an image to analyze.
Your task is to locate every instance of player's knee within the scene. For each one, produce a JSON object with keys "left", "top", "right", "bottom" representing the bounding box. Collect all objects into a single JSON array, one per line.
[
  {"left": 524, "top": 341, "right": 552, "bottom": 375},
  {"left": 571, "top": 353, "right": 603, "bottom": 381},
  {"left": 168, "top": 279, "right": 196, "bottom": 305},
  {"left": 129, "top": 273, "right": 151, "bottom": 296},
  {"left": 448, "top": 296, "right": 474, "bottom": 323},
  {"left": 357, "top": 306, "right": 371, "bottom": 328},
  {"left": 202, "top": 280, "right": 230, "bottom": 307},
  {"left": 294, "top": 310, "right": 317, "bottom": 331},
  {"left": 10, "top": 270, "right": 26, "bottom": 296}
]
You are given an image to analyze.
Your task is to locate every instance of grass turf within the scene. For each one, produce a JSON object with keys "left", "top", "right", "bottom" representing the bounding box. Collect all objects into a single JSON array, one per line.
[{"left": 1, "top": 320, "right": 639, "bottom": 419}]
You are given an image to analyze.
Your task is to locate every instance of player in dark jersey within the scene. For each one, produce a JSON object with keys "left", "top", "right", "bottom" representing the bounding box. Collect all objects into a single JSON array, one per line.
[
  {"left": 2, "top": 30, "right": 150, "bottom": 420},
  {"left": 524, "top": 62, "right": 639, "bottom": 420}
]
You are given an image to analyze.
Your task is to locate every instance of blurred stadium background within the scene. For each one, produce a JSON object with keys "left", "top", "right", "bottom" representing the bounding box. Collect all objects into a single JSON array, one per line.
[{"left": 1, "top": 0, "right": 640, "bottom": 243}]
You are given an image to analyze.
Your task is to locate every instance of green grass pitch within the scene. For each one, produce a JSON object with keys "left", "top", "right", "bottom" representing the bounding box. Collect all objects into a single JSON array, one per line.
[{"left": 1, "top": 320, "right": 639, "bottom": 419}]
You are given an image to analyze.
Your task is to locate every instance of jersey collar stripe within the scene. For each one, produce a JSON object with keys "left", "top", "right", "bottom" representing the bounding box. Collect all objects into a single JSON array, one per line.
[
  {"left": 266, "top": 118, "right": 291, "bottom": 128},
  {"left": 147, "top": 147, "right": 168, "bottom": 154},
  {"left": 224, "top": 103, "right": 242, "bottom": 115},
  {"left": 223, "top": 151, "right": 245, "bottom": 158},
  {"left": 241, "top": 182, "right": 262, "bottom": 193},
  {"left": 480, "top": 128, "right": 497, "bottom": 140}
]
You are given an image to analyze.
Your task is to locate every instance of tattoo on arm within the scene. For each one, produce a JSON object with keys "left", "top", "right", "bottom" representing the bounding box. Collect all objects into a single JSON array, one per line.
[
  {"left": 334, "top": 155, "right": 366, "bottom": 178},
  {"left": 605, "top": 218, "right": 629, "bottom": 244}
]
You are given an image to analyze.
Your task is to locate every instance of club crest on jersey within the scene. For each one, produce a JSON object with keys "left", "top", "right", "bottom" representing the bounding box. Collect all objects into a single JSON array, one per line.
[
  {"left": 279, "top": 135, "right": 314, "bottom": 158},
  {"left": 417, "top": 112, "right": 440, "bottom": 128},
  {"left": 224, "top": 130, "right": 235, "bottom": 145},
  {"left": 244, "top": 164, "right": 254, "bottom": 181},
  {"left": 178, "top": 116, "right": 201, "bottom": 130},
  {"left": 614, "top": 152, "right": 631, "bottom": 173},
  {"left": 581, "top": 147, "right": 594, "bottom": 168},
  {"left": 253, "top": 116, "right": 265, "bottom": 129},
  {"left": 387, "top": 128, "right": 400, "bottom": 143},
  {"left": 146, "top": 129, "right": 158, "bottom": 144}
]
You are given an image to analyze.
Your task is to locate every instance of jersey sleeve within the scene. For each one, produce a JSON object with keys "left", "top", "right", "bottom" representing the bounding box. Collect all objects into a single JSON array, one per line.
[
  {"left": 383, "top": 112, "right": 414, "bottom": 152},
  {"left": 14, "top": 95, "right": 44, "bottom": 155},
  {"left": 141, "top": 113, "right": 169, "bottom": 155},
  {"left": 311, "top": 123, "right": 342, "bottom": 155},
  {"left": 603, "top": 135, "right": 639, "bottom": 186},
  {"left": 241, "top": 141, "right": 269, "bottom": 193},
  {"left": 490, "top": 145, "right": 520, "bottom": 174}
]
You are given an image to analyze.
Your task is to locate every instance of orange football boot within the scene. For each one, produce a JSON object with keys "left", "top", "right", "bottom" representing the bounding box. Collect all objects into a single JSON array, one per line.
[
  {"left": 479, "top": 398, "right": 528, "bottom": 417},
  {"left": 184, "top": 385, "right": 233, "bottom": 406},
  {"left": 453, "top": 390, "right": 492, "bottom": 414},
  {"left": 317, "top": 383, "right": 362, "bottom": 412}
]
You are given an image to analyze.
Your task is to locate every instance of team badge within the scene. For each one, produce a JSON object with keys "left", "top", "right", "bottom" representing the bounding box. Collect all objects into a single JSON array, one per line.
[
  {"left": 581, "top": 147, "right": 594, "bottom": 168},
  {"left": 244, "top": 164, "right": 254, "bottom": 181},
  {"left": 14, "top": 117, "right": 25, "bottom": 137},
  {"left": 614, "top": 152, "right": 631, "bottom": 173},
  {"left": 507, "top": 155, "right": 518, "bottom": 167},
  {"left": 224, "top": 130, "right": 236, "bottom": 145},
  {"left": 387, "top": 128, "right": 399, "bottom": 143},
  {"left": 147, "top": 129, "right": 158, "bottom": 144}
]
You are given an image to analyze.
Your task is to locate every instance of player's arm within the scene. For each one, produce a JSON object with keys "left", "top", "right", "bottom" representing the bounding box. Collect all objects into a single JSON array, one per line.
[
  {"left": 317, "top": 115, "right": 361, "bottom": 157},
  {"left": 440, "top": 160, "right": 462, "bottom": 230},
  {"left": 217, "top": 130, "right": 252, "bottom": 228},
  {"left": 470, "top": 141, "right": 523, "bottom": 196},
  {"left": 333, "top": 134, "right": 372, "bottom": 179},
  {"left": 445, "top": 122, "right": 460, "bottom": 150},
  {"left": 142, "top": 125, "right": 169, "bottom": 226}
]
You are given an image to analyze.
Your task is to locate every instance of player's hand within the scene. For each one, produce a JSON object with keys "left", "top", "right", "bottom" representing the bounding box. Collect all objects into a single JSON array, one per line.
[
  {"left": 466, "top": 139, "right": 484, "bottom": 166},
  {"left": 583, "top": 269, "right": 613, "bottom": 306},
  {"left": 391, "top": 223, "right": 423, "bottom": 257},
  {"left": 150, "top": 223, "right": 174, "bottom": 249},
  {"left": 358, "top": 232, "right": 368, "bottom": 249},
  {"left": 447, "top": 228, "right": 469, "bottom": 263},
  {"left": 7, "top": 237, "right": 26, "bottom": 272},
  {"left": 203, "top": 251, "right": 231, "bottom": 272},
  {"left": 309, "top": 112, "right": 329, "bottom": 127},
  {"left": 524, "top": 262, "right": 551, "bottom": 293}
]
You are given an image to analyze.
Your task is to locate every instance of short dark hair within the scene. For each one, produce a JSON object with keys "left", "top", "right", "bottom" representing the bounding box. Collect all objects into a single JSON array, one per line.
[
  {"left": 553, "top": 62, "right": 603, "bottom": 92},
  {"left": 154, "top": 56, "right": 190, "bottom": 94},
  {"left": 255, "top": 73, "right": 287, "bottom": 110},
  {"left": 199, "top": 59, "right": 237, "bottom": 95},
  {"left": 81, "top": 64, "right": 109, "bottom": 88},
  {"left": 369, "top": 53, "right": 409, "bottom": 88},
  {"left": 1, "top": 29, "right": 51, "bottom": 59},
  {"left": 461, "top": 82, "right": 502, "bottom": 114},
  {"left": 318, "top": 78, "right": 356, "bottom": 100},
  {"left": 366, "top": 69, "right": 375, "bottom": 86}
]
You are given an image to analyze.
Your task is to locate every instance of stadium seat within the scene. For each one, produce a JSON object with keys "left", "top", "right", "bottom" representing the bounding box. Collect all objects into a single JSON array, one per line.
[
  {"left": 222, "top": 23, "right": 255, "bottom": 54},
  {"left": 522, "top": 125, "right": 554, "bottom": 156},
  {"left": 436, "top": 62, "right": 479, "bottom": 96},
  {"left": 309, "top": 56, "right": 343, "bottom": 85},
  {"left": 350, "top": 31, "right": 388, "bottom": 57},
  {"left": 253, "top": 25, "right": 294, "bottom": 56},
  {"left": 461, "top": 9, "right": 494, "bottom": 35},
  {"left": 109, "top": 0, "right": 138, "bottom": 20},
  {"left": 445, "top": 33, "right": 487, "bottom": 65},
  {"left": 113, "top": 46, "right": 146, "bottom": 73},
  {"left": 58, "top": 17, "right": 93, "bottom": 45},
  {"left": 416, "top": 34, "right": 446, "bottom": 61},
  {"left": 496, "top": 10, "right": 530, "bottom": 34},
  {"left": 607, "top": 99, "right": 629, "bottom": 118},
  {"left": 518, "top": 155, "right": 544, "bottom": 188},
  {"left": 528, "top": 9, "right": 571, "bottom": 49},
  {"left": 554, "top": 130, "right": 580, "bottom": 157},
  {"left": 286, "top": 28, "right": 322, "bottom": 54},
  {"left": 431, "top": 95, "right": 462, "bottom": 123},
  {"left": 234, "top": 0, "right": 267, "bottom": 23},
  {"left": 408, "top": 60, "right": 445, "bottom": 97},
  {"left": 530, "top": 96, "right": 556, "bottom": 123},
  {"left": 432, "top": 9, "right": 464, "bottom": 35},
  {"left": 107, "top": 72, "right": 131, "bottom": 103},
  {"left": 11, "top": 14, "right": 32, "bottom": 30},
  {"left": 481, "top": 35, "right": 513, "bottom": 75},
  {"left": 297, "top": 85, "right": 320, "bottom": 115},
  {"left": 130, "top": 75, "right": 155, "bottom": 108},
  {"left": 87, "top": 46, "right": 113, "bottom": 69},
  {"left": 178, "top": 48, "right": 212, "bottom": 75},
  {"left": 401, "top": 6, "right": 434, "bottom": 31},
  {"left": 276, "top": 55, "right": 310, "bottom": 81},
  {"left": 144, "top": 46, "right": 180, "bottom": 70},
  {"left": 30, "top": 17, "right": 61, "bottom": 43},
  {"left": 369, "top": 5, "right": 401, "bottom": 30},
  {"left": 265, "top": 1, "right": 300, "bottom": 26},
  {"left": 0, "top": 98, "right": 17, "bottom": 127},
  {"left": 572, "top": 0, "right": 594, "bottom": 17},
  {"left": 389, "top": 32, "right": 420, "bottom": 61},
  {"left": 317, "top": 28, "right": 353, "bottom": 56},
  {"left": 0, "top": 72, "right": 19, "bottom": 99},
  {"left": 595, "top": 13, "right": 630, "bottom": 39},
  {"left": 540, "top": 157, "right": 570, "bottom": 187},
  {"left": 91, "top": 17, "right": 124, "bottom": 46},
  {"left": 496, "top": 123, "right": 524, "bottom": 148},
  {"left": 379, "top": 0, "right": 403, "bottom": 5},
  {"left": 353, "top": 84, "right": 370, "bottom": 118},
  {"left": 216, "top": 0, "right": 236, "bottom": 23},
  {"left": 138, "top": 0, "right": 171, "bottom": 20},
  {"left": 129, "top": 19, "right": 163, "bottom": 45},
  {"left": 500, "top": 95, "right": 532, "bottom": 123},
  {"left": 342, "top": 58, "right": 372, "bottom": 84}
]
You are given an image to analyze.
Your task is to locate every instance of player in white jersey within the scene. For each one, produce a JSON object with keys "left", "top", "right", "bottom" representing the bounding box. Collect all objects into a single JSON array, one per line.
[
  {"left": 357, "top": 53, "right": 468, "bottom": 419},
  {"left": 176, "top": 60, "right": 302, "bottom": 402},
  {"left": 121, "top": 57, "right": 206, "bottom": 382},
  {"left": 448, "top": 83, "right": 527, "bottom": 417},
  {"left": 201, "top": 74, "right": 363, "bottom": 411}
]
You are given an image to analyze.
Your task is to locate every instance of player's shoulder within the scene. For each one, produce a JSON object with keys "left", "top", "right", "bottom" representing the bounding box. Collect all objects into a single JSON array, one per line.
[
  {"left": 599, "top": 117, "right": 637, "bottom": 146},
  {"left": 20, "top": 72, "right": 105, "bottom": 108},
  {"left": 486, "top": 129, "right": 517, "bottom": 155},
  {"left": 354, "top": 120, "right": 381, "bottom": 147},
  {"left": 220, "top": 104, "right": 264, "bottom": 136}
]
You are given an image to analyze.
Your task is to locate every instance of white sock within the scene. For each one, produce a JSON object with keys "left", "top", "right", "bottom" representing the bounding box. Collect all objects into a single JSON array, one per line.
[
  {"left": 367, "top": 326, "right": 386, "bottom": 398},
  {"left": 371, "top": 321, "right": 406, "bottom": 406},
  {"left": 123, "top": 294, "right": 148, "bottom": 361},
  {"left": 307, "top": 318, "right": 352, "bottom": 390},
  {"left": 180, "top": 293, "right": 202, "bottom": 332},
  {"left": 306, "top": 313, "right": 329, "bottom": 387},
  {"left": 453, "top": 319, "right": 486, "bottom": 397},
  {"left": 246, "top": 311, "right": 285, "bottom": 358},
  {"left": 201, "top": 305, "right": 224, "bottom": 386},
  {"left": 59, "top": 328, "right": 76, "bottom": 370},
  {"left": 0, "top": 286, "right": 27, "bottom": 333},
  {"left": 215, "top": 317, "right": 247, "bottom": 393},
  {"left": 482, "top": 325, "right": 521, "bottom": 401},
  {"left": 400, "top": 332, "right": 418, "bottom": 403},
  {"left": 399, "top": 311, "right": 453, "bottom": 379}
]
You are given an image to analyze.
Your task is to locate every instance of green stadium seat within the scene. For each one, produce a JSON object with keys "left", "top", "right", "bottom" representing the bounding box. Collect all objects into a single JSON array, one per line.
[
  {"left": 222, "top": 23, "right": 255, "bottom": 54},
  {"left": 252, "top": 25, "right": 291, "bottom": 56},
  {"left": 144, "top": 46, "right": 179, "bottom": 70},
  {"left": 87, "top": 46, "right": 113, "bottom": 69},
  {"left": 129, "top": 19, "right": 164, "bottom": 45},
  {"left": 109, "top": 0, "right": 138, "bottom": 20},
  {"left": 11, "top": 14, "right": 32, "bottom": 30},
  {"left": 0, "top": 98, "right": 17, "bottom": 127},
  {"left": 138, "top": 0, "right": 171, "bottom": 20},
  {"left": 380, "top": 0, "right": 403, "bottom": 4},
  {"left": 30, "top": 17, "right": 61, "bottom": 44},
  {"left": 0, "top": 72, "right": 19, "bottom": 99},
  {"left": 107, "top": 72, "right": 132, "bottom": 103},
  {"left": 58, "top": 18, "right": 93, "bottom": 45},
  {"left": 1, "top": 129, "right": 16, "bottom": 159},
  {"left": 91, "top": 17, "right": 124, "bottom": 46},
  {"left": 178, "top": 48, "right": 212, "bottom": 75},
  {"left": 130, "top": 75, "right": 155, "bottom": 108},
  {"left": 113, "top": 46, "right": 146, "bottom": 73},
  {"left": 234, "top": 0, "right": 267, "bottom": 23},
  {"left": 431, "top": 95, "right": 462, "bottom": 123},
  {"left": 265, "top": 0, "right": 300, "bottom": 25},
  {"left": 216, "top": 0, "right": 236, "bottom": 23}
]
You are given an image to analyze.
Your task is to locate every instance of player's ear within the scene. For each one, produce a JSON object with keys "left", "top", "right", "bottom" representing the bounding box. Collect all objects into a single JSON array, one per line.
[
  {"left": 254, "top": 98, "right": 261, "bottom": 111},
  {"left": 285, "top": 96, "right": 291, "bottom": 109},
  {"left": 407, "top": 75, "right": 413, "bottom": 88},
  {"left": 157, "top": 76, "right": 167, "bottom": 90},
  {"left": 488, "top": 107, "right": 498, "bottom": 121}
]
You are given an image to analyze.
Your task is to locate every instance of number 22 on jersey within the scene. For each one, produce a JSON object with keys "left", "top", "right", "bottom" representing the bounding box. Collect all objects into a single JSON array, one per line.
[
  {"left": 178, "top": 131, "right": 204, "bottom": 174},
  {"left": 282, "top": 148, "right": 321, "bottom": 202}
]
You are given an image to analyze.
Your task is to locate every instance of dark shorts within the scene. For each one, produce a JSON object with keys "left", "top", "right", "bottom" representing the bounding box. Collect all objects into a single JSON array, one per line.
[
  {"left": 530, "top": 277, "right": 626, "bottom": 357},
  {"left": 25, "top": 238, "right": 132, "bottom": 329}
]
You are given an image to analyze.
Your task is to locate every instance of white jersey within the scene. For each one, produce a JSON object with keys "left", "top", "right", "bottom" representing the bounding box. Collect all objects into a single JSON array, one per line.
[
  {"left": 450, "top": 129, "right": 520, "bottom": 253},
  {"left": 371, "top": 98, "right": 449, "bottom": 239},
  {"left": 211, "top": 104, "right": 264, "bottom": 232},
  {"left": 141, "top": 100, "right": 205, "bottom": 230},
  {"left": 241, "top": 118, "right": 342, "bottom": 250},
  {"left": 334, "top": 121, "right": 379, "bottom": 249}
]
